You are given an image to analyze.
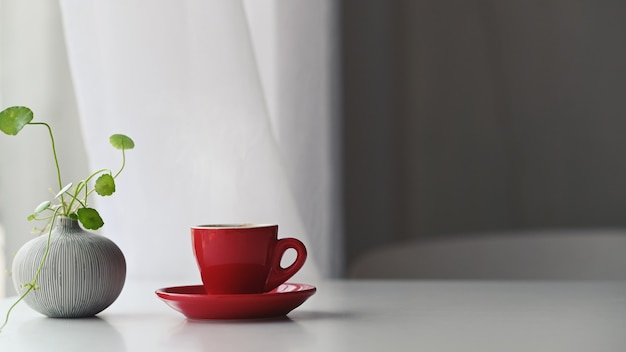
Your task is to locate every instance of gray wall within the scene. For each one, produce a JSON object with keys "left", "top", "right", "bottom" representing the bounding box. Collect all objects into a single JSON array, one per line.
[{"left": 342, "top": 0, "right": 626, "bottom": 270}]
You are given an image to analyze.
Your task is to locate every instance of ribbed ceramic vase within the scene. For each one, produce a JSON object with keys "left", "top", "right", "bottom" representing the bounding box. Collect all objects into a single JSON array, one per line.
[{"left": 11, "top": 217, "right": 126, "bottom": 318}]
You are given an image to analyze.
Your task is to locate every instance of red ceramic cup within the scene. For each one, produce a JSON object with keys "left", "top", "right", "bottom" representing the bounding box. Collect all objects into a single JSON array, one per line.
[{"left": 191, "top": 224, "right": 307, "bottom": 295}]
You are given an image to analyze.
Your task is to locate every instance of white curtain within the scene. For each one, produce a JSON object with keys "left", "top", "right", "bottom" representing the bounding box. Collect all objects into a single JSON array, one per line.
[
  {"left": 0, "top": 0, "right": 89, "bottom": 296},
  {"left": 57, "top": 0, "right": 341, "bottom": 286},
  {"left": 0, "top": 224, "right": 4, "bottom": 297}
]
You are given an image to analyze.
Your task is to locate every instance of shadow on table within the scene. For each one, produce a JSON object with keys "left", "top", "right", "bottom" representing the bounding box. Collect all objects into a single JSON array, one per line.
[
  {"left": 160, "top": 310, "right": 357, "bottom": 351},
  {"left": 286, "top": 310, "right": 357, "bottom": 321},
  {"left": 14, "top": 316, "right": 126, "bottom": 351},
  {"left": 176, "top": 309, "right": 356, "bottom": 324}
]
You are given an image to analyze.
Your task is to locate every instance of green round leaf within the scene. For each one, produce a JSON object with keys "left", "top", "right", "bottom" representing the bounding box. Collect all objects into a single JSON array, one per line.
[
  {"left": 0, "top": 106, "right": 33, "bottom": 135},
  {"left": 77, "top": 208, "right": 104, "bottom": 230},
  {"left": 95, "top": 173, "right": 116, "bottom": 196},
  {"left": 109, "top": 134, "right": 135, "bottom": 150}
]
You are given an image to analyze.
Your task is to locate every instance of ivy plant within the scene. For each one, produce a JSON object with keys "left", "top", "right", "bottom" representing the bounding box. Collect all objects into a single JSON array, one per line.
[{"left": 0, "top": 105, "right": 134, "bottom": 332}]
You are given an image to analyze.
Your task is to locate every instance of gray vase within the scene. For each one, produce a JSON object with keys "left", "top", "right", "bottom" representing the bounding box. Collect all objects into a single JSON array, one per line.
[{"left": 11, "top": 216, "right": 126, "bottom": 318}]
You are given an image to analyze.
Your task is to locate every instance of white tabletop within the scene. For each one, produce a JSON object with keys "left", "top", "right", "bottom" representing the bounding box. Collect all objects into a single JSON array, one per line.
[{"left": 2, "top": 279, "right": 626, "bottom": 351}]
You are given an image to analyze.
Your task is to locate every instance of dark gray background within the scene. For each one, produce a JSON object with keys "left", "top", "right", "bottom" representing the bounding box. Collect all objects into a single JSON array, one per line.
[{"left": 342, "top": 0, "right": 626, "bottom": 272}]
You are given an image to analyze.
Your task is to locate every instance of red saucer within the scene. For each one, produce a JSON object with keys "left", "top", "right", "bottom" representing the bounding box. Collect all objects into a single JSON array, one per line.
[{"left": 155, "top": 283, "right": 316, "bottom": 320}]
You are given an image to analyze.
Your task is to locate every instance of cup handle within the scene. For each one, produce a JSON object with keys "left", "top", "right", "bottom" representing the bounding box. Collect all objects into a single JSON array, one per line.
[{"left": 264, "top": 237, "right": 307, "bottom": 292}]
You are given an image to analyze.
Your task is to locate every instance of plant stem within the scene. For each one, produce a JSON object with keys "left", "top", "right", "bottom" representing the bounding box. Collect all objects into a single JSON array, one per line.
[
  {"left": 114, "top": 148, "right": 127, "bottom": 179},
  {"left": 32, "top": 214, "right": 57, "bottom": 284},
  {"left": 0, "top": 286, "right": 34, "bottom": 333},
  {"left": 29, "top": 122, "right": 66, "bottom": 213},
  {"left": 0, "top": 211, "right": 59, "bottom": 333}
]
